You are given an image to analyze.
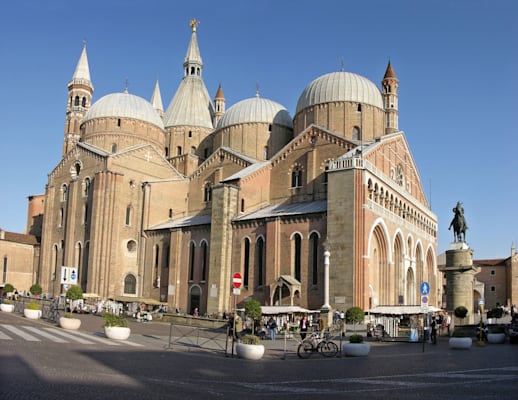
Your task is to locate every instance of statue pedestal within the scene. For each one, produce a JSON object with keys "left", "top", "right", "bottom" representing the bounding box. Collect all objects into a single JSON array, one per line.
[
  {"left": 440, "top": 246, "right": 479, "bottom": 324},
  {"left": 450, "top": 242, "right": 469, "bottom": 251}
]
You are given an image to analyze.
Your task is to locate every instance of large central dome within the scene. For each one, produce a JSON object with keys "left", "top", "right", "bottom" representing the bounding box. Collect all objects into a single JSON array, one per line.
[
  {"left": 217, "top": 96, "right": 293, "bottom": 129},
  {"left": 296, "top": 71, "right": 383, "bottom": 114},
  {"left": 83, "top": 92, "right": 164, "bottom": 130}
]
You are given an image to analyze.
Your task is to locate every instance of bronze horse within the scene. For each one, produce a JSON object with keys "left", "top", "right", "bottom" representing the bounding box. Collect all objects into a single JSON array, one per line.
[{"left": 448, "top": 202, "right": 467, "bottom": 242}]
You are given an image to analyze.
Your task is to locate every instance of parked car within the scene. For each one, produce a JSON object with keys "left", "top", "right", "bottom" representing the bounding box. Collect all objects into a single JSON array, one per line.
[{"left": 509, "top": 315, "right": 518, "bottom": 344}]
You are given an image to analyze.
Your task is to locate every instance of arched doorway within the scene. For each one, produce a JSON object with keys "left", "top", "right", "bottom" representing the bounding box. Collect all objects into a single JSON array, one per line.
[{"left": 189, "top": 285, "right": 201, "bottom": 315}]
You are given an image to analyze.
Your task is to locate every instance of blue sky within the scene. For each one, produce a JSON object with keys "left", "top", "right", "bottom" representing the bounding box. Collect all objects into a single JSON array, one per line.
[{"left": 0, "top": 0, "right": 516, "bottom": 260}]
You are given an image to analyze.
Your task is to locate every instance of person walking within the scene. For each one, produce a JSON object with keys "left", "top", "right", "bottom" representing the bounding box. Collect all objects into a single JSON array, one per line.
[
  {"left": 268, "top": 317, "right": 277, "bottom": 341},
  {"left": 299, "top": 315, "right": 309, "bottom": 340},
  {"left": 431, "top": 317, "right": 437, "bottom": 344}
]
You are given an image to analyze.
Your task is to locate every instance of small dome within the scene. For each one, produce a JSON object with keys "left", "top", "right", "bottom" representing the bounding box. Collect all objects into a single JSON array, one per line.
[
  {"left": 296, "top": 71, "right": 383, "bottom": 114},
  {"left": 217, "top": 96, "right": 293, "bottom": 130},
  {"left": 84, "top": 92, "right": 164, "bottom": 130}
]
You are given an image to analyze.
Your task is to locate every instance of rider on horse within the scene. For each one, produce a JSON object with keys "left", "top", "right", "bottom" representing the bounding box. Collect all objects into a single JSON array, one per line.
[{"left": 448, "top": 201, "right": 468, "bottom": 242}]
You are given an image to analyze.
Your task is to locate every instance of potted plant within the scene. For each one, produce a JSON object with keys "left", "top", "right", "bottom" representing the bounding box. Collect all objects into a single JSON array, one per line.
[
  {"left": 449, "top": 306, "right": 472, "bottom": 349},
  {"left": 24, "top": 302, "right": 42, "bottom": 319},
  {"left": 3, "top": 283, "right": 15, "bottom": 299},
  {"left": 235, "top": 299, "right": 265, "bottom": 360},
  {"left": 103, "top": 312, "right": 131, "bottom": 340},
  {"left": 1, "top": 299, "right": 15, "bottom": 312},
  {"left": 29, "top": 283, "right": 43, "bottom": 298},
  {"left": 59, "top": 286, "right": 83, "bottom": 330},
  {"left": 487, "top": 325, "right": 506, "bottom": 344},
  {"left": 342, "top": 307, "right": 370, "bottom": 356}
]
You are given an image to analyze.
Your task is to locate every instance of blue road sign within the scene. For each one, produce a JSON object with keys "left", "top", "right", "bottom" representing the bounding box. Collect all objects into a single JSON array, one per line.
[{"left": 420, "top": 282, "right": 430, "bottom": 295}]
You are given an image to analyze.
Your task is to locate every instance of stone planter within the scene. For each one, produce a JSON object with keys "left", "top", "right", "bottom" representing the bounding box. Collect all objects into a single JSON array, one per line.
[
  {"left": 0, "top": 303, "right": 14, "bottom": 312},
  {"left": 59, "top": 316, "right": 82, "bottom": 330},
  {"left": 449, "top": 337, "right": 472, "bottom": 349},
  {"left": 235, "top": 343, "right": 265, "bottom": 360},
  {"left": 104, "top": 326, "right": 131, "bottom": 340},
  {"left": 24, "top": 308, "right": 42, "bottom": 320},
  {"left": 487, "top": 333, "right": 506, "bottom": 344},
  {"left": 342, "top": 343, "right": 371, "bottom": 357}
]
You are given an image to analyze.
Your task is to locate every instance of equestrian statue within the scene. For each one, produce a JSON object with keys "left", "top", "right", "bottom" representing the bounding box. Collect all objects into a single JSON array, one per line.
[{"left": 448, "top": 201, "right": 468, "bottom": 242}]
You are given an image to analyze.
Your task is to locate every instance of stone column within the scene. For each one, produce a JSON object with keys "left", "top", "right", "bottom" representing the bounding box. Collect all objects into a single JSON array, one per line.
[{"left": 440, "top": 243, "right": 479, "bottom": 324}]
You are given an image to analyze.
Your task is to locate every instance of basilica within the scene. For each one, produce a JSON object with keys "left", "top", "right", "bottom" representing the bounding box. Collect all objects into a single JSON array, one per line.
[{"left": 27, "top": 20, "right": 439, "bottom": 316}]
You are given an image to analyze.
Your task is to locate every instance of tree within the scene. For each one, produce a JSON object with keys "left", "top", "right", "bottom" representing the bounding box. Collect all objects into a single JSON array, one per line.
[
  {"left": 66, "top": 286, "right": 83, "bottom": 301},
  {"left": 345, "top": 306, "right": 365, "bottom": 332},
  {"left": 244, "top": 299, "right": 262, "bottom": 336}
]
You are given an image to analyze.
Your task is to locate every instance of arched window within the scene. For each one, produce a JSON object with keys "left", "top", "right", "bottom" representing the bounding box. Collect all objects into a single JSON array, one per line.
[
  {"left": 154, "top": 244, "right": 160, "bottom": 286},
  {"left": 177, "top": 146, "right": 182, "bottom": 155},
  {"left": 125, "top": 205, "right": 132, "bottom": 226},
  {"left": 255, "top": 237, "right": 265, "bottom": 287},
  {"left": 293, "top": 233, "right": 302, "bottom": 281},
  {"left": 352, "top": 126, "right": 361, "bottom": 140},
  {"left": 189, "top": 242, "right": 195, "bottom": 281},
  {"left": 241, "top": 199, "right": 245, "bottom": 212},
  {"left": 243, "top": 238, "right": 250, "bottom": 288},
  {"left": 201, "top": 241, "right": 208, "bottom": 281},
  {"left": 84, "top": 178, "right": 91, "bottom": 197},
  {"left": 204, "top": 184, "right": 212, "bottom": 202},
  {"left": 62, "top": 184, "right": 68, "bottom": 202},
  {"left": 291, "top": 168, "right": 302, "bottom": 188},
  {"left": 82, "top": 97, "right": 86, "bottom": 107},
  {"left": 169, "top": 209, "right": 173, "bottom": 219},
  {"left": 124, "top": 274, "right": 137, "bottom": 294},
  {"left": 3, "top": 256, "right": 8, "bottom": 282},
  {"left": 111, "top": 143, "right": 117, "bottom": 153},
  {"left": 74, "top": 96, "right": 80, "bottom": 106},
  {"left": 309, "top": 232, "right": 319, "bottom": 285}
]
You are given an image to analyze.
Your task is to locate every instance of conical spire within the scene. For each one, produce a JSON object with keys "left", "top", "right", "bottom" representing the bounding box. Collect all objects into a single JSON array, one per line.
[
  {"left": 183, "top": 19, "right": 203, "bottom": 77},
  {"left": 151, "top": 80, "right": 164, "bottom": 116},
  {"left": 71, "top": 42, "right": 91, "bottom": 83},
  {"left": 383, "top": 60, "right": 397, "bottom": 79}
]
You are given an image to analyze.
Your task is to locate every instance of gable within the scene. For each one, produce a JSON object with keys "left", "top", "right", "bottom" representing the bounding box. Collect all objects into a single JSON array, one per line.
[{"left": 363, "top": 132, "right": 428, "bottom": 206}]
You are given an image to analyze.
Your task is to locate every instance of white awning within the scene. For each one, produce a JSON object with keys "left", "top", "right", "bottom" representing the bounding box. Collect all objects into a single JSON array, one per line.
[
  {"left": 261, "top": 306, "right": 319, "bottom": 315},
  {"left": 367, "top": 305, "right": 441, "bottom": 315}
]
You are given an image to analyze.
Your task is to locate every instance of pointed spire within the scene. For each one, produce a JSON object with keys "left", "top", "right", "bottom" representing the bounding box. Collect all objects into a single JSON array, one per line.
[
  {"left": 183, "top": 19, "right": 203, "bottom": 77},
  {"left": 214, "top": 84, "right": 225, "bottom": 100},
  {"left": 383, "top": 60, "right": 397, "bottom": 79},
  {"left": 151, "top": 80, "right": 164, "bottom": 117},
  {"left": 72, "top": 42, "right": 91, "bottom": 82}
]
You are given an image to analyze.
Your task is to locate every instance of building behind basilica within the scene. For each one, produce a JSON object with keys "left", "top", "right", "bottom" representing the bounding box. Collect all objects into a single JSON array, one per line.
[{"left": 13, "top": 20, "right": 442, "bottom": 316}]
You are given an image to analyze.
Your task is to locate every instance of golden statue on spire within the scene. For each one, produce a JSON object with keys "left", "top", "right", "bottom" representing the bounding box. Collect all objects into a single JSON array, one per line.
[{"left": 190, "top": 18, "right": 198, "bottom": 32}]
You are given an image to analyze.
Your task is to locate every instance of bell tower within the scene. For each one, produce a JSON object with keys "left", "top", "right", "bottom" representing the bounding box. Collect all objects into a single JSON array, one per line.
[
  {"left": 382, "top": 61, "right": 399, "bottom": 134},
  {"left": 63, "top": 43, "right": 93, "bottom": 155}
]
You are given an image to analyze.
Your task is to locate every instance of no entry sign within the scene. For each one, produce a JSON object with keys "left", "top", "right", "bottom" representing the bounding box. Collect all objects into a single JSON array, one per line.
[{"left": 232, "top": 272, "right": 242, "bottom": 289}]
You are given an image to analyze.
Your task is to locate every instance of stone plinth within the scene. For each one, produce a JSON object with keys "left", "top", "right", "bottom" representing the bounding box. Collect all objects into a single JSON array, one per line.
[{"left": 440, "top": 245, "right": 479, "bottom": 324}]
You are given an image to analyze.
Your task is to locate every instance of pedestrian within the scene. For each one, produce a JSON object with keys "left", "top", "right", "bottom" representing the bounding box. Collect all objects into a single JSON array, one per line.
[
  {"left": 234, "top": 313, "right": 243, "bottom": 340},
  {"left": 446, "top": 313, "right": 451, "bottom": 335},
  {"left": 431, "top": 317, "right": 437, "bottom": 344},
  {"left": 299, "top": 315, "right": 308, "bottom": 340},
  {"left": 193, "top": 307, "right": 199, "bottom": 317},
  {"left": 227, "top": 313, "right": 234, "bottom": 340},
  {"left": 268, "top": 317, "right": 277, "bottom": 341}
]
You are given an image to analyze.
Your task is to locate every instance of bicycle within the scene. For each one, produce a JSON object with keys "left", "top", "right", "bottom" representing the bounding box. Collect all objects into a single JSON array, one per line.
[{"left": 297, "top": 330, "right": 339, "bottom": 359}]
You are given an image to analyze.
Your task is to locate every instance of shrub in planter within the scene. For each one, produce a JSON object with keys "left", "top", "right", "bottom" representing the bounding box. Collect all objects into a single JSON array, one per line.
[
  {"left": 343, "top": 333, "right": 370, "bottom": 356},
  {"left": 103, "top": 312, "right": 131, "bottom": 340},
  {"left": 349, "top": 334, "right": 364, "bottom": 343},
  {"left": 29, "top": 284, "right": 43, "bottom": 296},
  {"left": 449, "top": 327, "right": 472, "bottom": 349},
  {"left": 24, "top": 302, "right": 42, "bottom": 319},
  {"left": 3, "top": 283, "right": 15, "bottom": 293},
  {"left": 27, "top": 302, "right": 40, "bottom": 310},
  {"left": 241, "top": 334, "right": 261, "bottom": 345},
  {"left": 1, "top": 299, "right": 14, "bottom": 312},
  {"left": 59, "top": 312, "right": 82, "bottom": 330}
]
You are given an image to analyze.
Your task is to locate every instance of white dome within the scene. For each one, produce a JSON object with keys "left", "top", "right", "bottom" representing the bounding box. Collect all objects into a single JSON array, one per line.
[
  {"left": 296, "top": 71, "right": 383, "bottom": 113},
  {"left": 217, "top": 96, "right": 293, "bottom": 129},
  {"left": 84, "top": 92, "right": 164, "bottom": 130}
]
